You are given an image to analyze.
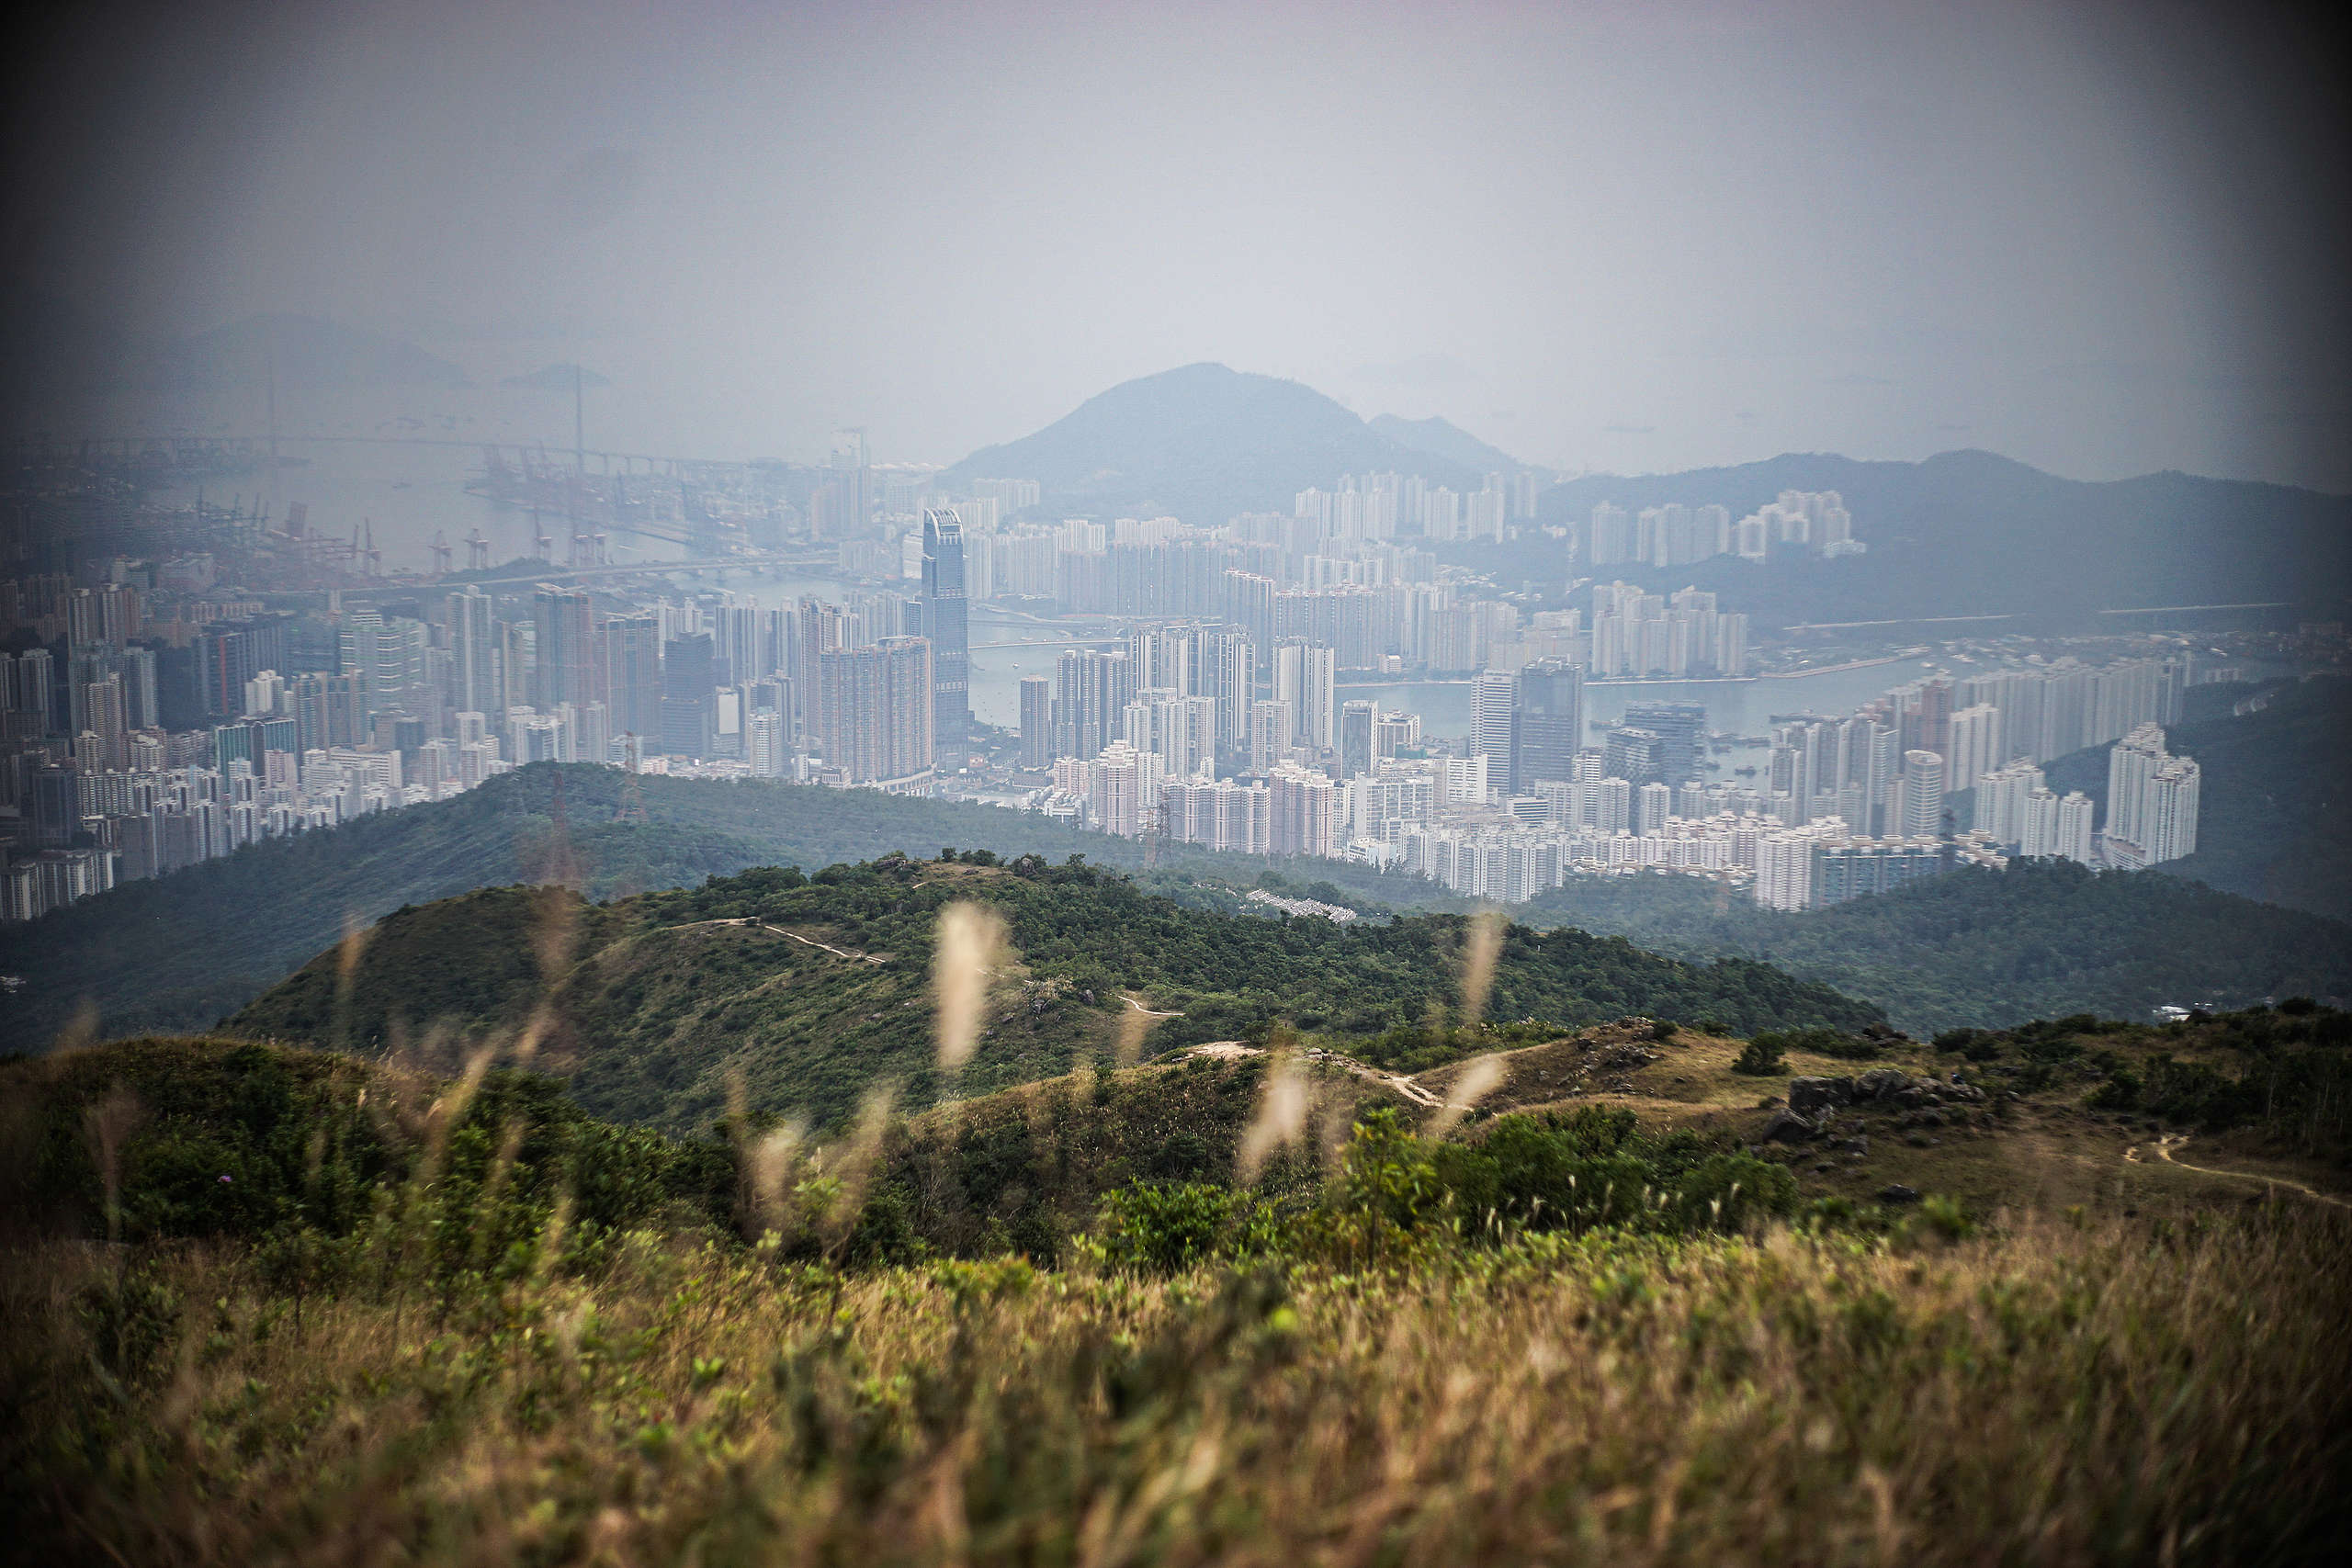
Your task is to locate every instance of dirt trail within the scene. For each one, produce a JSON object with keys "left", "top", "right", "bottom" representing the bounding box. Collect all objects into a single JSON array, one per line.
[
  {"left": 1180, "top": 1042, "right": 1440, "bottom": 1106},
  {"left": 686, "top": 916, "right": 886, "bottom": 965},
  {"left": 2126, "top": 1134, "right": 2352, "bottom": 1210}
]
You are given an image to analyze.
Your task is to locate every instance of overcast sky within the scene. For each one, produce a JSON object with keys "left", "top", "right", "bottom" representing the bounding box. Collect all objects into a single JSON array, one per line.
[{"left": 6, "top": 0, "right": 2347, "bottom": 488}]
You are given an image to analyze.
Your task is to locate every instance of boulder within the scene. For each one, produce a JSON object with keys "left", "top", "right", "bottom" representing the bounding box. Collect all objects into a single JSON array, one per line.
[
  {"left": 1853, "top": 1068, "right": 1914, "bottom": 1102},
  {"left": 1877, "top": 1183, "right": 1922, "bottom": 1204},
  {"left": 1788, "top": 1076, "right": 1855, "bottom": 1116},
  {"left": 1760, "top": 1109, "right": 1824, "bottom": 1144}
]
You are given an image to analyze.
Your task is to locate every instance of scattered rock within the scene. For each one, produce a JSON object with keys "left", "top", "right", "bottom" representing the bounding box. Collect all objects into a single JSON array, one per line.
[
  {"left": 1878, "top": 1184, "right": 1922, "bottom": 1204},
  {"left": 1788, "top": 1076, "right": 1855, "bottom": 1116}
]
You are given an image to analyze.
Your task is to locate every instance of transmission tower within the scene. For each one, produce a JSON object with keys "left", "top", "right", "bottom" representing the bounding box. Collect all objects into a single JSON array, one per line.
[
  {"left": 615, "top": 733, "right": 649, "bottom": 823},
  {"left": 1143, "top": 796, "right": 1166, "bottom": 869}
]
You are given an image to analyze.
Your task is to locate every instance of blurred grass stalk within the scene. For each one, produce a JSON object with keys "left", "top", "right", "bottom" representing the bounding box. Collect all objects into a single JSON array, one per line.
[{"left": 5, "top": 1203, "right": 2345, "bottom": 1566}]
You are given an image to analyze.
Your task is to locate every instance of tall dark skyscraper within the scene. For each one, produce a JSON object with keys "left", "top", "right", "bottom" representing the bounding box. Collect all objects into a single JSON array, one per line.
[
  {"left": 534, "top": 586, "right": 597, "bottom": 710},
  {"left": 922, "top": 509, "right": 970, "bottom": 750},
  {"left": 1340, "top": 698, "right": 1377, "bottom": 777},
  {"left": 1620, "top": 700, "right": 1707, "bottom": 786},
  {"left": 659, "top": 632, "right": 716, "bottom": 758},
  {"left": 1510, "top": 658, "right": 1585, "bottom": 794},
  {"left": 601, "top": 616, "right": 662, "bottom": 741},
  {"left": 1019, "top": 674, "right": 1052, "bottom": 769}
]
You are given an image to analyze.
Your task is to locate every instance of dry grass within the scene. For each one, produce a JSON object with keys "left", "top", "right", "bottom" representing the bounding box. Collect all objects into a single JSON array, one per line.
[{"left": 6, "top": 1206, "right": 2346, "bottom": 1567}]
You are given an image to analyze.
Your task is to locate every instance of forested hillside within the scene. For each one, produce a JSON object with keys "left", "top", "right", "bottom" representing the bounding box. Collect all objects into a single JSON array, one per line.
[
  {"left": 0, "top": 764, "right": 1443, "bottom": 1053},
  {"left": 1519, "top": 858, "right": 2352, "bottom": 1035},
  {"left": 11, "top": 753, "right": 2347, "bottom": 1053},
  {"left": 1510, "top": 449, "right": 2352, "bottom": 626},
  {"left": 2041, "top": 675, "right": 2352, "bottom": 922},
  {"left": 228, "top": 852, "right": 1882, "bottom": 1132}
]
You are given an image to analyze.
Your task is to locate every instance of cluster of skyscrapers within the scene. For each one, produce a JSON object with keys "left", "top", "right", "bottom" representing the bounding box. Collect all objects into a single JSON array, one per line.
[
  {"left": 0, "top": 511, "right": 981, "bottom": 919},
  {"left": 1577, "top": 489, "right": 1861, "bottom": 569}
]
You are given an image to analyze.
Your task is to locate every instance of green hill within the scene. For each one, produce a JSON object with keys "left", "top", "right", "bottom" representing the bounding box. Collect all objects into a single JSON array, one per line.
[
  {"left": 13, "top": 754, "right": 2347, "bottom": 1055},
  {"left": 1510, "top": 448, "right": 2352, "bottom": 627},
  {"left": 2040, "top": 675, "right": 2352, "bottom": 922},
  {"left": 225, "top": 852, "right": 1882, "bottom": 1133},
  {"left": 0, "top": 763, "right": 1449, "bottom": 1054},
  {"left": 1518, "top": 858, "right": 2352, "bottom": 1037}
]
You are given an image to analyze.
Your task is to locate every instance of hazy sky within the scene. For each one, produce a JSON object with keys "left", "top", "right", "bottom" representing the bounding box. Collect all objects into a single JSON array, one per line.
[{"left": 6, "top": 0, "right": 2347, "bottom": 488}]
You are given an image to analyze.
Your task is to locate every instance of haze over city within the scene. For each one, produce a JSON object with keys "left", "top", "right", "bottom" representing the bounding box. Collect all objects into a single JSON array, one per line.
[
  {"left": 6, "top": 0, "right": 2348, "bottom": 488},
  {"left": 5, "top": 6, "right": 2351, "bottom": 1565}
]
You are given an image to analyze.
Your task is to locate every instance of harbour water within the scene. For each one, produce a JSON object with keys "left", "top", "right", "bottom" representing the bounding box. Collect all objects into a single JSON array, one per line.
[{"left": 134, "top": 428, "right": 1953, "bottom": 743}]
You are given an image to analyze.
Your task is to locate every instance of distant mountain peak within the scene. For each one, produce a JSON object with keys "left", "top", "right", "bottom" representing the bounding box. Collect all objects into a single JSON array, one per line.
[{"left": 942, "top": 365, "right": 1480, "bottom": 522}]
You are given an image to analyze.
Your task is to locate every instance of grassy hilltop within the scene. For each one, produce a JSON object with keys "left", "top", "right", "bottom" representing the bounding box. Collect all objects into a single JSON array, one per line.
[
  {"left": 6, "top": 983, "right": 2351, "bottom": 1564},
  {"left": 223, "top": 852, "right": 1882, "bottom": 1132}
]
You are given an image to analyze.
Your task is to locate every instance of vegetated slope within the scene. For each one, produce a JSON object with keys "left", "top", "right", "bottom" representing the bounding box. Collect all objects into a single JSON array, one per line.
[
  {"left": 0, "top": 762, "right": 1455, "bottom": 1054},
  {"left": 1505, "top": 448, "right": 2352, "bottom": 626},
  {"left": 13, "top": 1026, "right": 2348, "bottom": 1567},
  {"left": 1367, "top": 412, "right": 1530, "bottom": 472},
  {"left": 1518, "top": 859, "right": 2352, "bottom": 1037},
  {"left": 228, "top": 852, "right": 1883, "bottom": 1134},
  {"left": 19, "top": 753, "right": 2345, "bottom": 1056},
  {"left": 2041, "top": 674, "right": 2352, "bottom": 922},
  {"left": 939, "top": 364, "right": 1479, "bottom": 522}
]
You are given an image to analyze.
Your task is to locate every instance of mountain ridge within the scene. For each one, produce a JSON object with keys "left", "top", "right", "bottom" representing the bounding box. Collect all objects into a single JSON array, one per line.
[
  {"left": 1369, "top": 412, "right": 1532, "bottom": 473},
  {"left": 941, "top": 363, "right": 1483, "bottom": 521},
  {"left": 1510, "top": 448, "right": 2352, "bottom": 624}
]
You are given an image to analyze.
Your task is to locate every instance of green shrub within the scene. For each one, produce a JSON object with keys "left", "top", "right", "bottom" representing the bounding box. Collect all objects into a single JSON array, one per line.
[
  {"left": 1092, "top": 1181, "right": 1275, "bottom": 1275},
  {"left": 1732, "top": 1037, "right": 1789, "bottom": 1076}
]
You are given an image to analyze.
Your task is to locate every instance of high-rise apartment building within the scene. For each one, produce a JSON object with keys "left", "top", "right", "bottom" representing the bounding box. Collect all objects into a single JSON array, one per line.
[
  {"left": 1269, "top": 762, "right": 1338, "bottom": 858},
  {"left": 447, "top": 586, "right": 497, "bottom": 719},
  {"left": 1273, "top": 641, "right": 1337, "bottom": 753},
  {"left": 1165, "top": 776, "right": 1271, "bottom": 854},
  {"left": 533, "top": 587, "right": 598, "bottom": 711},
  {"left": 1971, "top": 760, "right": 2045, "bottom": 847},
  {"left": 1470, "top": 669, "right": 1516, "bottom": 775},
  {"left": 1052, "top": 648, "right": 1135, "bottom": 761},
  {"left": 1900, "top": 750, "right": 1947, "bottom": 838},
  {"left": 816, "top": 637, "right": 933, "bottom": 785},
  {"left": 1945, "top": 702, "right": 2004, "bottom": 788},
  {"left": 1249, "top": 698, "right": 1294, "bottom": 774},
  {"left": 2103, "top": 724, "right": 2199, "bottom": 867},
  {"left": 746, "top": 707, "right": 786, "bottom": 778}
]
